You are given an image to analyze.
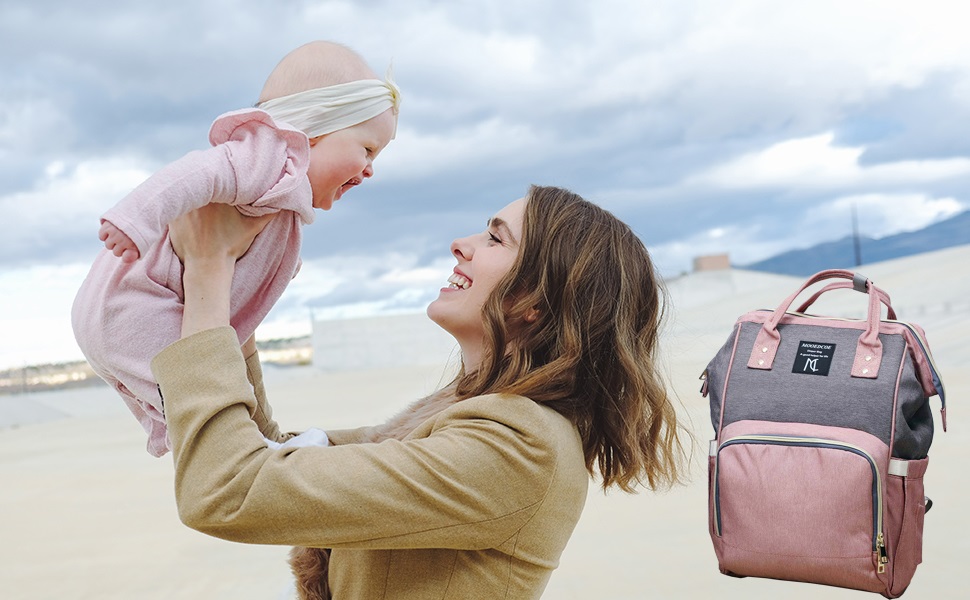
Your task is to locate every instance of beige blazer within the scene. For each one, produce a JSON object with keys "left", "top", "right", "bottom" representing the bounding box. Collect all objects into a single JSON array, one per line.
[{"left": 151, "top": 327, "right": 589, "bottom": 599}]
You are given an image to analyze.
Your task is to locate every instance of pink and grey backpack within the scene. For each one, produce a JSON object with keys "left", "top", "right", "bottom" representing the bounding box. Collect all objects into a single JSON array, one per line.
[{"left": 701, "top": 269, "right": 946, "bottom": 598}]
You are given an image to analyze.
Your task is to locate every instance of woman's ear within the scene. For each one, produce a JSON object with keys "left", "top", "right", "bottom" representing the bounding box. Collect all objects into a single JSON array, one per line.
[{"left": 524, "top": 307, "right": 540, "bottom": 323}]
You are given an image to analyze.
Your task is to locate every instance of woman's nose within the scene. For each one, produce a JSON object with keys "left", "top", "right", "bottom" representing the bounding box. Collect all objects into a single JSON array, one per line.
[{"left": 451, "top": 236, "right": 473, "bottom": 261}]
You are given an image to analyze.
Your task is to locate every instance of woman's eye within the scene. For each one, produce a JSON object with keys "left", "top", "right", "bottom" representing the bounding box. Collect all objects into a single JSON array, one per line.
[{"left": 488, "top": 232, "right": 502, "bottom": 244}]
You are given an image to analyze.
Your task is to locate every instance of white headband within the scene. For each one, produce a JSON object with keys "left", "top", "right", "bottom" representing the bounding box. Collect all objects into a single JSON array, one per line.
[{"left": 256, "top": 71, "right": 401, "bottom": 138}]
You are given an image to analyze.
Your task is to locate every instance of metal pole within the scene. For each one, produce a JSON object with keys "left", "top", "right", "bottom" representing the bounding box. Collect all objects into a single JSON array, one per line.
[{"left": 852, "top": 203, "right": 863, "bottom": 267}]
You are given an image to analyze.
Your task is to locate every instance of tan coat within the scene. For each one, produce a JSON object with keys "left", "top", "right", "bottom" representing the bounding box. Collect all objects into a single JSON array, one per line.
[{"left": 151, "top": 327, "right": 589, "bottom": 599}]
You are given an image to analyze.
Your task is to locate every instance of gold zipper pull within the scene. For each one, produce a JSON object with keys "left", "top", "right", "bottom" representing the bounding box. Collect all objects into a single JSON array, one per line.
[{"left": 876, "top": 533, "right": 888, "bottom": 574}]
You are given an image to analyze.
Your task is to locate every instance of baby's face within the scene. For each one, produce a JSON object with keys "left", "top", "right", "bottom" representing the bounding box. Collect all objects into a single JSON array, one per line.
[{"left": 306, "top": 109, "right": 397, "bottom": 210}]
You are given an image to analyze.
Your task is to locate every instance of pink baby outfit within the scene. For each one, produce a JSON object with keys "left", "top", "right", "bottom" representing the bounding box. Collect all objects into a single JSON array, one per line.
[{"left": 72, "top": 109, "right": 315, "bottom": 457}]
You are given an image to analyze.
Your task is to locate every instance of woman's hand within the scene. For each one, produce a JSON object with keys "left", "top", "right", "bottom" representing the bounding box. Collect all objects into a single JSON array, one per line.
[
  {"left": 169, "top": 203, "right": 274, "bottom": 266},
  {"left": 170, "top": 204, "right": 275, "bottom": 339}
]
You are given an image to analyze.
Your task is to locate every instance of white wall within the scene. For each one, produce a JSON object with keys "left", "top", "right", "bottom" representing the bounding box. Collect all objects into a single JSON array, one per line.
[{"left": 311, "top": 312, "right": 459, "bottom": 371}]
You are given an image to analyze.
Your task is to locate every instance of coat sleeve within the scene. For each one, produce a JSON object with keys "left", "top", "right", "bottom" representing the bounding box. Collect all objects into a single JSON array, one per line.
[
  {"left": 326, "top": 425, "right": 380, "bottom": 445},
  {"left": 244, "top": 350, "right": 293, "bottom": 444},
  {"left": 151, "top": 327, "right": 560, "bottom": 551}
]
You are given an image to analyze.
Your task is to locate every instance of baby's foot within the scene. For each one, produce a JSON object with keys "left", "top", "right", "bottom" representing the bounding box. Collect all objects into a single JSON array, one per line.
[{"left": 98, "top": 220, "right": 140, "bottom": 263}]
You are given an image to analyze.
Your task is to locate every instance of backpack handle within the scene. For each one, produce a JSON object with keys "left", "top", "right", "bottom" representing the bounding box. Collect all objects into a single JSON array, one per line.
[
  {"left": 794, "top": 280, "right": 897, "bottom": 321},
  {"left": 746, "top": 269, "right": 886, "bottom": 379}
]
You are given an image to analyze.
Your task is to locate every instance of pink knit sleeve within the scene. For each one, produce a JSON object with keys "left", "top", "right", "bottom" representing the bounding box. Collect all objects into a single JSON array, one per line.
[
  {"left": 209, "top": 109, "right": 314, "bottom": 224},
  {"left": 101, "top": 109, "right": 314, "bottom": 258}
]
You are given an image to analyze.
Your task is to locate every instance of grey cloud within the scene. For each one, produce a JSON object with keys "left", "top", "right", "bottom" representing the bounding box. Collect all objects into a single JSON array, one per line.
[
  {"left": 843, "top": 74, "right": 970, "bottom": 165},
  {"left": 3, "top": 0, "right": 970, "bottom": 282}
]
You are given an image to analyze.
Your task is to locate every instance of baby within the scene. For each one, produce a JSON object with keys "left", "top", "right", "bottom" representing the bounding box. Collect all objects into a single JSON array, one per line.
[{"left": 72, "top": 41, "right": 401, "bottom": 456}]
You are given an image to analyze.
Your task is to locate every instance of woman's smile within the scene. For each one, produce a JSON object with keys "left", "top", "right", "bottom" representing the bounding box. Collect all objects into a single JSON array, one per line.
[{"left": 445, "top": 269, "right": 472, "bottom": 291}]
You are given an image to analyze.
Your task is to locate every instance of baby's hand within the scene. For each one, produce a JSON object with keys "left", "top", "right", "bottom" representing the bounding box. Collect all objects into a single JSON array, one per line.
[{"left": 98, "top": 220, "right": 140, "bottom": 263}]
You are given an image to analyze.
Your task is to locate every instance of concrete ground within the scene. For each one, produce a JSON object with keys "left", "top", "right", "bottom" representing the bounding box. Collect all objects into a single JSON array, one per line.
[{"left": 1, "top": 246, "right": 965, "bottom": 599}]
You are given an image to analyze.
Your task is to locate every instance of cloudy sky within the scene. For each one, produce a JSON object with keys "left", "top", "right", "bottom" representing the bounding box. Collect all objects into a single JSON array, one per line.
[{"left": 3, "top": 0, "right": 970, "bottom": 369}]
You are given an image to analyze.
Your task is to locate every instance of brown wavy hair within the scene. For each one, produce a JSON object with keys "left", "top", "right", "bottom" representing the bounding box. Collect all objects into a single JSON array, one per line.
[{"left": 455, "top": 185, "right": 685, "bottom": 492}]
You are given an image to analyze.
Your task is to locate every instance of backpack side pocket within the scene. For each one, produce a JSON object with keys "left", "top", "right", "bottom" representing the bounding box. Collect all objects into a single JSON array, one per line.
[{"left": 884, "top": 457, "right": 929, "bottom": 597}]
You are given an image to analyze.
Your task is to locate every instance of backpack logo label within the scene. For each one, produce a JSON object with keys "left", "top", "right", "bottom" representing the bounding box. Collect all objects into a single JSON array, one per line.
[{"left": 792, "top": 341, "right": 836, "bottom": 376}]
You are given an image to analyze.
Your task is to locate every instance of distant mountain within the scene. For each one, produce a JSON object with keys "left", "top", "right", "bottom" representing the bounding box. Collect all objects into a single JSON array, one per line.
[{"left": 743, "top": 211, "right": 970, "bottom": 276}]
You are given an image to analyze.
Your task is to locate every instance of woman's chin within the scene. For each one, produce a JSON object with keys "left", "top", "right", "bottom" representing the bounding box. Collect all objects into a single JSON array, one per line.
[
  {"left": 426, "top": 301, "right": 457, "bottom": 335},
  {"left": 426, "top": 300, "right": 445, "bottom": 327}
]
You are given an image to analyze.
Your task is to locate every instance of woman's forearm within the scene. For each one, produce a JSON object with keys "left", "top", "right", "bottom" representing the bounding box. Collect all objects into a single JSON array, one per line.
[{"left": 180, "top": 256, "right": 236, "bottom": 339}]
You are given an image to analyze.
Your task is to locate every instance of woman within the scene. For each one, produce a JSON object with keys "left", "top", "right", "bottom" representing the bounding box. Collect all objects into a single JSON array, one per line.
[{"left": 151, "top": 185, "right": 686, "bottom": 599}]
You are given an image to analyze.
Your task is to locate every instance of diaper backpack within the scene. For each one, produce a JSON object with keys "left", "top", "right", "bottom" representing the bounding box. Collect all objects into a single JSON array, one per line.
[{"left": 701, "top": 269, "right": 946, "bottom": 598}]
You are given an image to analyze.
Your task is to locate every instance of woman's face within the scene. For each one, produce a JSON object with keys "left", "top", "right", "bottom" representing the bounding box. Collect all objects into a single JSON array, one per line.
[{"left": 427, "top": 197, "right": 526, "bottom": 369}]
